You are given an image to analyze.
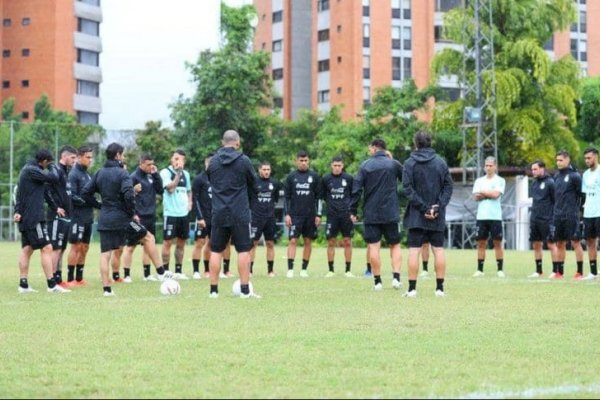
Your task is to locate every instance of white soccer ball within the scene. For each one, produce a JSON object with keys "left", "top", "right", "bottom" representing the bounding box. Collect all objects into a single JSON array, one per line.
[
  {"left": 160, "top": 279, "right": 181, "bottom": 296},
  {"left": 232, "top": 279, "right": 253, "bottom": 297}
]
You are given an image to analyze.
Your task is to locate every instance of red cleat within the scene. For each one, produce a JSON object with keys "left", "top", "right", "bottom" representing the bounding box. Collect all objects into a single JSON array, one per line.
[
  {"left": 113, "top": 278, "right": 125, "bottom": 283},
  {"left": 73, "top": 279, "right": 88, "bottom": 287},
  {"left": 58, "top": 281, "right": 71, "bottom": 288},
  {"left": 574, "top": 272, "right": 584, "bottom": 281}
]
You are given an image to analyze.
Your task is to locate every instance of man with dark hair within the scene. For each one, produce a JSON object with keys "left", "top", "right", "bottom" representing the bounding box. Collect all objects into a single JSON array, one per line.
[
  {"left": 14, "top": 149, "right": 70, "bottom": 293},
  {"left": 160, "top": 149, "right": 192, "bottom": 280},
  {"left": 351, "top": 138, "right": 403, "bottom": 291},
  {"left": 581, "top": 147, "right": 599, "bottom": 280},
  {"left": 284, "top": 150, "right": 322, "bottom": 278},
  {"left": 402, "top": 131, "right": 453, "bottom": 297},
  {"left": 250, "top": 161, "right": 281, "bottom": 277},
  {"left": 206, "top": 130, "right": 258, "bottom": 298},
  {"left": 191, "top": 153, "right": 215, "bottom": 279},
  {"left": 321, "top": 156, "right": 355, "bottom": 277},
  {"left": 44, "top": 145, "right": 77, "bottom": 287},
  {"left": 550, "top": 150, "right": 584, "bottom": 279},
  {"left": 66, "top": 146, "right": 100, "bottom": 286},
  {"left": 528, "top": 160, "right": 557, "bottom": 278},
  {"left": 83, "top": 143, "right": 172, "bottom": 296},
  {"left": 121, "top": 153, "right": 164, "bottom": 282}
]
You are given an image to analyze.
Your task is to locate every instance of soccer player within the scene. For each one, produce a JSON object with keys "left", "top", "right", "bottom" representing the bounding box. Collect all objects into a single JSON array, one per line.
[
  {"left": 14, "top": 149, "right": 70, "bottom": 293},
  {"left": 250, "top": 161, "right": 281, "bottom": 277},
  {"left": 191, "top": 153, "right": 214, "bottom": 280},
  {"left": 284, "top": 150, "right": 322, "bottom": 278},
  {"left": 321, "top": 156, "right": 354, "bottom": 277},
  {"left": 581, "top": 147, "right": 599, "bottom": 280},
  {"left": 550, "top": 150, "right": 584, "bottom": 279},
  {"left": 82, "top": 143, "right": 172, "bottom": 296},
  {"left": 121, "top": 153, "right": 164, "bottom": 282},
  {"left": 528, "top": 160, "right": 557, "bottom": 278},
  {"left": 402, "top": 131, "right": 453, "bottom": 297},
  {"left": 44, "top": 145, "right": 77, "bottom": 286},
  {"left": 66, "top": 146, "right": 100, "bottom": 286},
  {"left": 206, "top": 130, "right": 258, "bottom": 298},
  {"left": 351, "top": 138, "right": 403, "bottom": 291},
  {"left": 160, "top": 149, "right": 192, "bottom": 279},
  {"left": 472, "top": 156, "right": 506, "bottom": 278}
]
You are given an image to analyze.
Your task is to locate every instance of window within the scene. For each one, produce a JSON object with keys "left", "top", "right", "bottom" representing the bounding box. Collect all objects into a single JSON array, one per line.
[
  {"left": 317, "top": 90, "right": 330, "bottom": 104},
  {"left": 441, "top": 87, "right": 461, "bottom": 102},
  {"left": 273, "top": 97, "right": 283, "bottom": 108},
  {"left": 318, "top": 29, "right": 330, "bottom": 42},
  {"left": 3, "top": 19, "right": 11, "bottom": 27},
  {"left": 402, "top": 0, "right": 411, "bottom": 19},
  {"left": 362, "top": 0, "right": 370, "bottom": 17},
  {"left": 272, "top": 40, "right": 283, "bottom": 52},
  {"left": 2, "top": 49, "right": 10, "bottom": 58},
  {"left": 22, "top": 17, "right": 31, "bottom": 26},
  {"left": 21, "top": 48, "right": 30, "bottom": 57},
  {"left": 272, "top": 11, "right": 283, "bottom": 23},
  {"left": 21, "top": 80, "right": 29, "bottom": 88},
  {"left": 403, "top": 27, "right": 412, "bottom": 50},
  {"left": 392, "top": 0, "right": 400, "bottom": 18},
  {"left": 78, "top": 18, "right": 99, "bottom": 36},
  {"left": 435, "top": 0, "right": 461, "bottom": 12},
  {"left": 21, "top": 111, "right": 29, "bottom": 119},
  {"left": 317, "top": 0, "right": 330, "bottom": 12},
  {"left": 318, "top": 59, "right": 330, "bottom": 72},
  {"left": 77, "top": 80, "right": 100, "bottom": 97},
  {"left": 363, "top": 55, "right": 370, "bottom": 79},
  {"left": 272, "top": 68, "right": 283, "bottom": 80},
  {"left": 434, "top": 25, "right": 443, "bottom": 42},
  {"left": 392, "top": 26, "right": 401, "bottom": 49},
  {"left": 2, "top": 81, "right": 9, "bottom": 89},
  {"left": 78, "top": 0, "right": 101, "bottom": 5},
  {"left": 392, "top": 57, "right": 401, "bottom": 80},
  {"left": 403, "top": 58, "right": 412, "bottom": 78},
  {"left": 571, "top": 39, "right": 578, "bottom": 58},
  {"left": 543, "top": 36, "right": 554, "bottom": 51},
  {"left": 580, "top": 11, "right": 587, "bottom": 33},
  {"left": 363, "top": 24, "right": 370, "bottom": 48},
  {"left": 363, "top": 87, "right": 371, "bottom": 105},
  {"left": 77, "top": 111, "right": 99, "bottom": 125},
  {"left": 77, "top": 49, "right": 99, "bottom": 66},
  {"left": 580, "top": 40, "right": 587, "bottom": 62}
]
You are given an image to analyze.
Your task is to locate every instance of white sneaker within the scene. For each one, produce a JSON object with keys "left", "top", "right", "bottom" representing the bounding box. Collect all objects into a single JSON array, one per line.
[
  {"left": 325, "top": 271, "right": 335, "bottom": 278},
  {"left": 158, "top": 271, "right": 174, "bottom": 281},
  {"left": 582, "top": 273, "right": 598, "bottom": 281},
  {"left": 18, "top": 286, "right": 37, "bottom": 294},
  {"left": 240, "top": 292, "right": 262, "bottom": 299},
  {"left": 192, "top": 272, "right": 202, "bottom": 280},
  {"left": 144, "top": 275, "right": 158, "bottom": 282},
  {"left": 174, "top": 272, "right": 190, "bottom": 280},
  {"left": 402, "top": 290, "right": 417, "bottom": 298},
  {"left": 103, "top": 290, "right": 116, "bottom": 297},
  {"left": 435, "top": 289, "right": 445, "bottom": 297},
  {"left": 209, "top": 292, "right": 219, "bottom": 299},
  {"left": 219, "top": 272, "right": 227, "bottom": 278},
  {"left": 344, "top": 271, "right": 355, "bottom": 278},
  {"left": 373, "top": 282, "right": 383, "bottom": 291},
  {"left": 497, "top": 270, "right": 506, "bottom": 278},
  {"left": 123, "top": 276, "right": 133, "bottom": 284},
  {"left": 528, "top": 272, "right": 542, "bottom": 279},
  {"left": 47, "top": 285, "right": 71, "bottom": 293},
  {"left": 420, "top": 270, "right": 429, "bottom": 278},
  {"left": 392, "top": 278, "right": 402, "bottom": 289},
  {"left": 472, "top": 270, "right": 485, "bottom": 278},
  {"left": 299, "top": 270, "right": 309, "bottom": 278},
  {"left": 286, "top": 270, "right": 294, "bottom": 278}
]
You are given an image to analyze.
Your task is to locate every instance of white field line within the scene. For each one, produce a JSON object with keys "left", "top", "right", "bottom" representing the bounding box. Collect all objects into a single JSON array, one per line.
[{"left": 457, "top": 382, "right": 600, "bottom": 399}]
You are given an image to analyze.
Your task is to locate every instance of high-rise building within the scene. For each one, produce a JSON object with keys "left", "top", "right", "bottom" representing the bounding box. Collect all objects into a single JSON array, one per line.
[
  {"left": 253, "top": 0, "right": 599, "bottom": 121},
  {"left": 0, "top": 0, "right": 102, "bottom": 124}
]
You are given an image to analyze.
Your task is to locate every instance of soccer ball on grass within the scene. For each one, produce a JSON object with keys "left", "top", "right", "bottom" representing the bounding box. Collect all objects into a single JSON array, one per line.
[{"left": 160, "top": 279, "right": 181, "bottom": 296}]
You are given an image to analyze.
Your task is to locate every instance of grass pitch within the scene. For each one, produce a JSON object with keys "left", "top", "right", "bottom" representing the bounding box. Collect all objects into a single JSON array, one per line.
[{"left": 1, "top": 242, "right": 599, "bottom": 399}]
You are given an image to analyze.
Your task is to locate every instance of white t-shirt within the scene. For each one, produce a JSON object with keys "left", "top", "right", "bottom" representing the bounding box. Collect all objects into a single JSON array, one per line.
[
  {"left": 473, "top": 174, "right": 505, "bottom": 221},
  {"left": 582, "top": 167, "right": 600, "bottom": 218}
]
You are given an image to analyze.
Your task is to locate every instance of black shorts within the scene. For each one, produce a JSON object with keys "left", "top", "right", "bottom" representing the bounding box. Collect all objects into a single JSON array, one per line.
[
  {"left": 288, "top": 215, "right": 318, "bottom": 240},
  {"left": 195, "top": 221, "right": 211, "bottom": 240},
  {"left": 99, "top": 230, "right": 126, "bottom": 253},
  {"left": 126, "top": 220, "right": 149, "bottom": 246},
  {"left": 475, "top": 220, "right": 503, "bottom": 241},
  {"left": 251, "top": 216, "right": 277, "bottom": 241},
  {"left": 529, "top": 220, "right": 551, "bottom": 242},
  {"left": 407, "top": 228, "right": 444, "bottom": 248},
  {"left": 551, "top": 218, "right": 581, "bottom": 242},
  {"left": 325, "top": 214, "right": 354, "bottom": 239},
  {"left": 583, "top": 217, "right": 600, "bottom": 240},
  {"left": 68, "top": 222, "right": 93, "bottom": 244},
  {"left": 211, "top": 222, "right": 253, "bottom": 253},
  {"left": 363, "top": 223, "right": 401, "bottom": 245},
  {"left": 20, "top": 223, "right": 51, "bottom": 250},
  {"left": 49, "top": 218, "right": 70, "bottom": 251},
  {"left": 163, "top": 216, "right": 189, "bottom": 240},
  {"left": 139, "top": 215, "right": 156, "bottom": 236}
]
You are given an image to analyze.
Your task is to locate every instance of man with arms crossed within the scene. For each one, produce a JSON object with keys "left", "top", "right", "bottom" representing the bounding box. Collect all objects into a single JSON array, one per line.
[{"left": 581, "top": 147, "right": 599, "bottom": 280}]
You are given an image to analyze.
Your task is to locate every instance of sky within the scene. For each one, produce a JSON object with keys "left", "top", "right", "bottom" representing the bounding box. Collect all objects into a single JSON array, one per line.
[{"left": 99, "top": 0, "right": 251, "bottom": 130}]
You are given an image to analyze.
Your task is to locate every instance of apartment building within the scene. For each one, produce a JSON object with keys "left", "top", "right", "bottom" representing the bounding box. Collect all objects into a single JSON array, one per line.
[
  {"left": 253, "top": 0, "right": 599, "bottom": 121},
  {"left": 0, "top": 0, "right": 102, "bottom": 124}
]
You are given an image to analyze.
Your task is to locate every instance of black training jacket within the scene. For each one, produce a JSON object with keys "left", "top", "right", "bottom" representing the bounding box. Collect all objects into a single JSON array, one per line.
[
  {"left": 553, "top": 166, "right": 582, "bottom": 219},
  {"left": 402, "top": 148, "right": 453, "bottom": 232},
  {"left": 283, "top": 169, "right": 321, "bottom": 217},
  {"left": 69, "top": 163, "right": 101, "bottom": 224},
  {"left": 82, "top": 160, "right": 135, "bottom": 231},
  {"left": 351, "top": 151, "right": 403, "bottom": 224},
  {"left": 15, "top": 160, "right": 60, "bottom": 231},
  {"left": 192, "top": 171, "right": 212, "bottom": 221},
  {"left": 251, "top": 176, "right": 281, "bottom": 219},
  {"left": 321, "top": 172, "right": 353, "bottom": 218},
  {"left": 45, "top": 163, "right": 73, "bottom": 220},
  {"left": 207, "top": 147, "right": 256, "bottom": 226},
  {"left": 131, "top": 167, "right": 163, "bottom": 217},
  {"left": 530, "top": 174, "right": 555, "bottom": 222}
]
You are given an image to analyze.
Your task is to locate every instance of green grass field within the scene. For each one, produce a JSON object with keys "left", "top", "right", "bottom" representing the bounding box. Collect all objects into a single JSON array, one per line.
[{"left": 1, "top": 241, "right": 599, "bottom": 399}]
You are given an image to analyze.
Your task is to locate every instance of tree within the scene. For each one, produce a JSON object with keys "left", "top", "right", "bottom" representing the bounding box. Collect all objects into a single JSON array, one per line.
[
  {"left": 131, "top": 120, "right": 177, "bottom": 172},
  {"left": 431, "top": 0, "right": 580, "bottom": 167},
  {"left": 576, "top": 77, "right": 600, "bottom": 146}
]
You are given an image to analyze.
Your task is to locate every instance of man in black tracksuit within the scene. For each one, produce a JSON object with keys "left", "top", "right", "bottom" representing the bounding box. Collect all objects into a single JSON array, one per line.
[
  {"left": 44, "top": 145, "right": 77, "bottom": 286},
  {"left": 283, "top": 150, "right": 322, "bottom": 278},
  {"left": 14, "top": 149, "right": 70, "bottom": 294},
  {"left": 191, "top": 154, "right": 214, "bottom": 279},
  {"left": 351, "top": 138, "right": 403, "bottom": 291},
  {"left": 402, "top": 131, "right": 453, "bottom": 297},
  {"left": 528, "top": 160, "right": 556, "bottom": 278},
  {"left": 206, "top": 130, "right": 257, "bottom": 298},
  {"left": 551, "top": 150, "right": 584, "bottom": 279},
  {"left": 121, "top": 153, "right": 164, "bottom": 282},
  {"left": 321, "top": 156, "right": 354, "bottom": 277},
  {"left": 83, "top": 143, "right": 171, "bottom": 296}
]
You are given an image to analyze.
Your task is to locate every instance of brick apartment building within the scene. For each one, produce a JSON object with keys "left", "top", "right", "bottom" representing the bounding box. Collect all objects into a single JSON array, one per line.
[
  {"left": 253, "top": 0, "right": 599, "bottom": 121},
  {"left": 0, "top": 0, "right": 102, "bottom": 124}
]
